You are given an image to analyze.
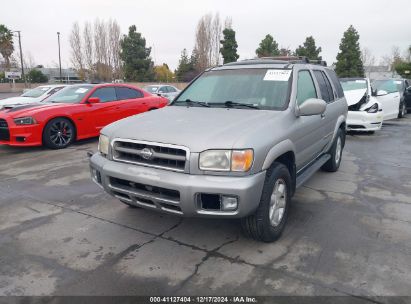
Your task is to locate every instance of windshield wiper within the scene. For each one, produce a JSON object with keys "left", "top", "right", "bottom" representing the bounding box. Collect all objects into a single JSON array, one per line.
[
  {"left": 174, "top": 99, "right": 210, "bottom": 107},
  {"left": 218, "top": 101, "right": 260, "bottom": 109}
]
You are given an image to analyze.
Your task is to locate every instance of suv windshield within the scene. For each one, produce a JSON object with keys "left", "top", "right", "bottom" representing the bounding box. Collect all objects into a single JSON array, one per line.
[
  {"left": 45, "top": 85, "right": 93, "bottom": 103},
  {"left": 173, "top": 68, "right": 292, "bottom": 110},
  {"left": 340, "top": 79, "right": 367, "bottom": 91},
  {"left": 21, "top": 87, "right": 51, "bottom": 98}
]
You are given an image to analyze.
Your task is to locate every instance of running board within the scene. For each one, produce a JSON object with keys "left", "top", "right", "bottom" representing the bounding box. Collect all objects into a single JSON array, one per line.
[{"left": 296, "top": 154, "right": 331, "bottom": 189}]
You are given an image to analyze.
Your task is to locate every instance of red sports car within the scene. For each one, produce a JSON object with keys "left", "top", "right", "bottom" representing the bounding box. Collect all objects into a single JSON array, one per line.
[{"left": 0, "top": 83, "right": 169, "bottom": 149}]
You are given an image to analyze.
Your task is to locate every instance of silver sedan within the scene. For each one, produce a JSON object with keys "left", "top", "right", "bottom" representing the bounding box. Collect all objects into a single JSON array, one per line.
[{"left": 142, "top": 85, "right": 181, "bottom": 101}]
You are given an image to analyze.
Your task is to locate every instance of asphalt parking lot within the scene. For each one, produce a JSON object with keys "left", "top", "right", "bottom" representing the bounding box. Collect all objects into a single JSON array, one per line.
[{"left": 0, "top": 110, "right": 411, "bottom": 300}]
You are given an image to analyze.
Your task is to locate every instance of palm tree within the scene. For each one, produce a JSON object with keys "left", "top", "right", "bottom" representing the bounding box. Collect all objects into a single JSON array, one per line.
[{"left": 0, "top": 25, "right": 14, "bottom": 69}]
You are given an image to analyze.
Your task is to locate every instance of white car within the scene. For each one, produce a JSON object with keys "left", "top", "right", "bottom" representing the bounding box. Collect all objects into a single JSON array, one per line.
[
  {"left": 371, "top": 79, "right": 403, "bottom": 121},
  {"left": 0, "top": 85, "right": 67, "bottom": 109},
  {"left": 142, "top": 84, "right": 180, "bottom": 101},
  {"left": 340, "top": 78, "right": 383, "bottom": 132}
]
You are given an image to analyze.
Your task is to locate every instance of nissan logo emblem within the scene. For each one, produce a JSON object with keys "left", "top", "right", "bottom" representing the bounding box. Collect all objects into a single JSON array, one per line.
[{"left": 140, "top": 148, "right": 154, "bottom": 160}]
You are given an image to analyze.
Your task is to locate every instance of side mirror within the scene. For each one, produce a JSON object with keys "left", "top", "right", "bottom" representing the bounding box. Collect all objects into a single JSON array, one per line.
[
  {"left": 87, "top": 97, "right": 100, "bottom": 104},
  {"left": 297, "top": 98, "right": 326, "bottom": 116},
  {"left": 376, "top": 90, "right": 388, "bottom": 96},
  {"left": 406, "top": 86, "right": 411, "bottom": 93}
]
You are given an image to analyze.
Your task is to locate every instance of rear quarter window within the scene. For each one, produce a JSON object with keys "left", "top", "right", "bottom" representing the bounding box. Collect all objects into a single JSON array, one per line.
[{"left": 325, "top": 69, "right": 344, "bottom": 98}]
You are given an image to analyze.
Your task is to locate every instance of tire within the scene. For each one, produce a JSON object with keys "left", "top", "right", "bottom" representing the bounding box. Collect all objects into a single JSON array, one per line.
[
  {"left": 398, "top": 102, "right": 406, "bottom": 118},
  {"left": 43, "top": 118, "right": 75, "bottom": 149},
  {"left": 241, "top": 162, "right": 291, "bottom": 242},
  {"left": 322, "top": 128, "right": 343, "bottom": 172}
]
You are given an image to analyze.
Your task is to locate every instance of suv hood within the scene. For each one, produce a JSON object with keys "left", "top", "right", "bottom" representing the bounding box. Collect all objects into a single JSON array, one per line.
[{"left": 103, "top": 106, "right": 281, "bottom": 152}]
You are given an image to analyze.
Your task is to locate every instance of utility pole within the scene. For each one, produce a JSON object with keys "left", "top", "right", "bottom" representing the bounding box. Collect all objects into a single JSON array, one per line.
[
  {"left": 57, "top": 32, "right": 62, "bottom": 83},
  {"left": 14, "top": 31, "right": 26, "bottom": 87}
]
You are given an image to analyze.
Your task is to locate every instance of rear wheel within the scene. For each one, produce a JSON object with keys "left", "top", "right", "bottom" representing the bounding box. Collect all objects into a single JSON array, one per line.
[
  {"left": 322, "top": 128, "right": 343, "bottom": 172},
  {"left": 43, "top": 118, "right": 75, "bottom": 149},
  {"left": 241, "top": 162, "right": 291, "bottom": 242}
]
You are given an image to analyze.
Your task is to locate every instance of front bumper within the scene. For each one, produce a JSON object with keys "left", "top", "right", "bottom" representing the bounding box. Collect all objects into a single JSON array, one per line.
[
  {"left": 89, "top": 153, "right": 266, "bottom": 218},
  {"left": 0, "top": 116, "right": 42, "bottom": 146},
  {"left": 346, "top": 111, "right": 383, "bottom": 131}
]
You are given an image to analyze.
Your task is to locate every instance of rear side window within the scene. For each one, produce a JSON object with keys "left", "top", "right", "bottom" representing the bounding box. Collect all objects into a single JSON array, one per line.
[
  {"left": 313, "top": 70, "right": 334, "bottom": 103},
  {"left": 325, "top": 69, "right": 344, "bottom": 98},
  {"left": 296, "top": 70, "right": 317, "bottom": 105},
  {"left": 115, "top": 87, "right": 143, "bottom": 100},
  {"left": 91, "top": 87, "right": 117, "bottom": 103},
  {"left": 167, "top": 86, "right": 177, "bottom": 92}
]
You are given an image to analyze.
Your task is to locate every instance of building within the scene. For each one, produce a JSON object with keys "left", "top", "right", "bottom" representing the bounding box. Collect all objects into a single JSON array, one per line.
[
  {"left": 364, "top": 66, "right": 400, "bottom": 79},
  {"left": 36, "top": 67, "right": 82, "bottom": 83}
]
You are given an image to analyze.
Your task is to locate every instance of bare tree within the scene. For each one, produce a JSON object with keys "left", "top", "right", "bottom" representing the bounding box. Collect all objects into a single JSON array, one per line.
[
  {"left": 224, "top": 17, "right": 232, "bottom": 30},
  {"left": 107, "top": 19, "right": 122, "bottom": 79},
  {"left": 211, "top": 13, "right": 222, "bottom": 66},
  {"left": 83, "top": 21, "right": 94, "bottom": 78},
  {"left": 194, "top": 13, "right": 224, "bottom": 71},
  {"left": 69, "top": 22, "right": 85, "bottom": 80},
  {"left": 361, "top": 48, "right": 375, "bottom": 67},
  {"left": 93, "top": 18, "right": 112, "bottom": 81}
]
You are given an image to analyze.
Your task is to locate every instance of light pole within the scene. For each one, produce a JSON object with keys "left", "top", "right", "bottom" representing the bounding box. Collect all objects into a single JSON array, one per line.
[
  {"left": 12, "top": 30, "right": 26, "bottom": 87},
  {"left": 57, "top": 32, "right": 62, "bottom": 83}
]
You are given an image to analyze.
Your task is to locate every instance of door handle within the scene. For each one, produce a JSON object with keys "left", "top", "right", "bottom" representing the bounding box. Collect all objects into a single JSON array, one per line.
[{"left": 321, "top": 114, "right": 325, "bottom": 118}]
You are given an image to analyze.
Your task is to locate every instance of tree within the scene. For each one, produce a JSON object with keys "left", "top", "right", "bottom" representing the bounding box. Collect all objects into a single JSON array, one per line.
[
  {"left": 83, "top": 21, "right": 94, "bottom": 76},
  {"left": 295, "top": 36, "right": 322, "bottom": 60},
  {"left": 175, "top": 49, "right": 199, "bottom": 82},
  {"left": 394, "top": 60, "right": 411, "bottom": 78},
  {"left": 120, "top": 25, "right": 154, "bottom": 81},
  {"left": 70, "top": 22, "right": 85, "bottom": 80},
  {"left": 28, "top": 69, "right": 48, "bottom": 83},
  {"left": 335, "top": 25, "right": 364, "bottom": 77},
  {"left": 0, "top": 24, "right": 14, "bottom": 69},
  {"left": 220, "top": 28, "right": 239, "bottom": 64},
  {"left": 154, "top": 64, "right": 174, "bottom": 82},
  {"left": 256, "top": 34, "right": 279, "bottom": 58}
]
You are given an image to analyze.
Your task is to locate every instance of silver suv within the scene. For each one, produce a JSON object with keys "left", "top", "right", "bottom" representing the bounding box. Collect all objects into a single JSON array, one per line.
[{"left": 89, "top": 57, "right": 347, "bottom": 242}]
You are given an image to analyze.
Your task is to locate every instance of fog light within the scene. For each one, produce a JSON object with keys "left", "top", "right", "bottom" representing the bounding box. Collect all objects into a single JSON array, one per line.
[
  {"left": 91, "top": 167, "right": 101, "bottom": 184},
  {"left": 221, "top": 196, "right": 238, "bottom": 211}
]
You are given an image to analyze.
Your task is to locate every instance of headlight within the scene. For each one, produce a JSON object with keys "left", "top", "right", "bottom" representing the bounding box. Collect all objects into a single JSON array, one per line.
[
  {"left": 199, "top": 149, "right": 254, "bottom": 172},
  {"left": 14, "top": 117, "right": 36, "bottom": 125},
  {"left": 366, "top": 103, "right": 378, "bottom": 113},
  {"left": 98, "top": 134, "right": 109, "bottom": 156}
]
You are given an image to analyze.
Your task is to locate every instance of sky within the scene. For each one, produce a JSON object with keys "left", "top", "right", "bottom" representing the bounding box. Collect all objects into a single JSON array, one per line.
[{"left": 1, "top": 0, "right": 410, "bottom": 71}]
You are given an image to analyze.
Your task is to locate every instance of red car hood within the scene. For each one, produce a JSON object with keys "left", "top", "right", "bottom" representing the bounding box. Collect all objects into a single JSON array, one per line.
[{"left": 0, "top": 103, "right": 74, "bottom": 118}]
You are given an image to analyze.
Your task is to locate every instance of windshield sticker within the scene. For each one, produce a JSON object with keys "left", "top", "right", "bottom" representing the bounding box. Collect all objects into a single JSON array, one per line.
[
  {"left": 75, "top": 88, "right": 89, "bottom": 94},
  {"left": 264, "top": 70, "right": 291, "bottom": 81},
  {"left": 41, "top": 87, "right": 49, "bottom": 91},
  {"left": 355, "top": 80, "right": 366, "bottom": 83},
  {"left": 394, "top": 80, "right": 402, "bottom": 84}
]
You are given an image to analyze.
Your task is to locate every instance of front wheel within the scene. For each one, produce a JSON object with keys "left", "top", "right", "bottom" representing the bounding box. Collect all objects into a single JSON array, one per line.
[
  {"left": 399, "top": 102, "right": 407, "bottom": 118},
  {"left": 322, "top": 128, "right": 344, "bottom": 172},
  {"left": 43, "top": 118, "right": 75, "bottom": 149},
  {"left": 241, "top": 162, "right": 291, "bottom": 242}
]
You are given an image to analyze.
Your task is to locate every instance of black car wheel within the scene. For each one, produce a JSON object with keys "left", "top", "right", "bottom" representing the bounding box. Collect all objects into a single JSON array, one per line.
[
  {"left": 43, "top": 118, "right": 75, "bottom": 149},
  {"left": 241, "top": 162, "right": 291, "bottom": 242}
]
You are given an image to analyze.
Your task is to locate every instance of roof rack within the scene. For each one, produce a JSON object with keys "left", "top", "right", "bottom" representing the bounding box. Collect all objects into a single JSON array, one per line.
[{"left": 248, "top": 56, "right": 327, "bottom": 66}]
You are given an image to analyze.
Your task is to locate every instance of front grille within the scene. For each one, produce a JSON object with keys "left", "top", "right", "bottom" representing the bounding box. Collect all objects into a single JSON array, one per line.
[
  {"left": 108, "top": 176, "right": 182, "bottom": 214},
  {"left": 112, "top": 139, "right": 188, "bottom": 172},
  {"left": 0, "top": 119, "right": 10, "bottom": 141}
]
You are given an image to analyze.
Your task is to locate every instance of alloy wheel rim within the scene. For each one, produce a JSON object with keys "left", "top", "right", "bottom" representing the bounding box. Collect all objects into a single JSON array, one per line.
[
  {"left": 50, "top": 121, "right": 72, "bottom": 146},
  {"left": 269, "top": 179, "right": 287, "bottom": 227},
  {"left": 335, "top": 137, "right": 342, "bottom": 164}
]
